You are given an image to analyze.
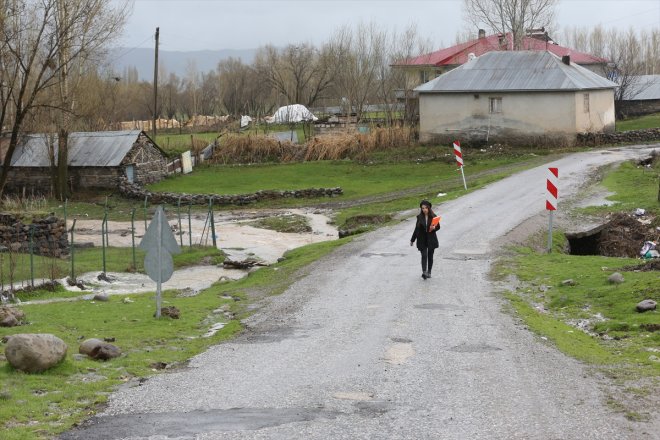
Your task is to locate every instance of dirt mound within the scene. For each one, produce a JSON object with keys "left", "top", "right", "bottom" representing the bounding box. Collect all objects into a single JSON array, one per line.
[
  {"left": 599, "top": 213, "right": 659, "bottom": 258},
  {"left": 621, "top": 258, "right": 660, "bottom": 272}
]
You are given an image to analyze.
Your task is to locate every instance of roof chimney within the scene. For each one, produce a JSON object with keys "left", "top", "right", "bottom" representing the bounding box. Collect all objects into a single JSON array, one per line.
[
  {"left": 562, "top": 55, "right": 570, "bottom": 65},
  {"left": 478, "top": 29, "right": 486, "bottom": 39}
]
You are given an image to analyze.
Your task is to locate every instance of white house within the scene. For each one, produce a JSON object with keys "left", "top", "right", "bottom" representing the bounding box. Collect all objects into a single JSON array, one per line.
[{"left": 416, "top": 51, "right": 618, "bottom": 146}]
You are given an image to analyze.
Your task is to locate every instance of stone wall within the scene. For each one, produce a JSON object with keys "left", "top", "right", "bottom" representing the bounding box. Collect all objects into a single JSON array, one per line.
[
  {"left": 0, "top": 214, "right": 69, "bottom": 257},
  {"left": 123, "top": 133, "right": 168, "bottom": 185},
  {"left": 618, "top": 100, "right": 660, "bottom": 118},
  {"left": 118, "top": 178, "right": 342, "bottom": 206},
  {"left": 576, "top": 128, "right": 660, "bottom": 146}
]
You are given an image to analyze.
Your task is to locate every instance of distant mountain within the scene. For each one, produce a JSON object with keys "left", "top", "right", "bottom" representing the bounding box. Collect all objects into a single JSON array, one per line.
[{"left": 106, "top": 47, "right": 258, "bottom": 80}]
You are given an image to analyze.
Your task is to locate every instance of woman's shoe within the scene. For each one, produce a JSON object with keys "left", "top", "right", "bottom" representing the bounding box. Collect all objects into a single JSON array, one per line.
[
  {"left": 421, "top": 272, "right": 427, "bottom": 280},
  {"left": 427, "top": 270, "right": 432, "bottom": 278}
]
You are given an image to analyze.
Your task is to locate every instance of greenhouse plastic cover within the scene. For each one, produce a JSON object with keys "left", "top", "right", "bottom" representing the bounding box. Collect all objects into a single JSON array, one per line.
[{"left": 269, "top": 104, "right": 318, "bottom": 123}]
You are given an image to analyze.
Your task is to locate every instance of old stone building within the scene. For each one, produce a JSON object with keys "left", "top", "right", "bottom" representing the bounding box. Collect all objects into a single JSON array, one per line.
[{"left": 1, "top": 130, "right": 168, "bottom": 194}]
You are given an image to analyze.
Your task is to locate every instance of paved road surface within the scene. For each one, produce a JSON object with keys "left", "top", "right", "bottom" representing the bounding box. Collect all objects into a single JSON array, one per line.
[{"left": 61, "top": 145, "right": 659, "bottom": 440}]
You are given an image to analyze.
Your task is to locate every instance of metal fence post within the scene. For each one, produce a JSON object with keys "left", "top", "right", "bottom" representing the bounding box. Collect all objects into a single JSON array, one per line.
[
  {"left": 144, "top": 195, "right": 148, "bottom": 232},
  {"left": 131, "top": 207, "right": 136, "bottom": 271},
  {"left": 188, "top": 201, "right": 192, "bottom": 247},
  {"left": 70, "top": 219, "right": 77, "bottom": 281},
  {"left": 102, "top": 213, "right": 108, "bottom": 274},
  {"left": 29, "top": 225, "right": 35, "bottom": 288},
  {"left": 209, "top": 197, "right": 217, "bottom": 248},
  {"left": 177, "top": 197, "right": 183, "bottom": 247}
]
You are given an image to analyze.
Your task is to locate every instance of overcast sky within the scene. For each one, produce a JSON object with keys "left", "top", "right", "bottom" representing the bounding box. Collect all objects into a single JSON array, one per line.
[{"left": 114, "top": 0, "right": 660, "bottom": 52}]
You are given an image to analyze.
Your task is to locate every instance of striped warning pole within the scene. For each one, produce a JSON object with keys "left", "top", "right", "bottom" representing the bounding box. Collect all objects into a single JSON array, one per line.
[
  {"left": 546, "top": 167, "right": 559, "bottom": 252},
  {"left": 453, "top": 140, "right": 467, "bottom": 190}
]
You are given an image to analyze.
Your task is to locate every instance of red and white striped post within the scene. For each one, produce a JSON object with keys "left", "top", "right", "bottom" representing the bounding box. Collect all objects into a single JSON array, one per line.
[
  {"left": 453, "top": 140, "right": 467, "bottom": 190},
  {"left": 546, "top": 167, "right": 559, "bottom": 252}
]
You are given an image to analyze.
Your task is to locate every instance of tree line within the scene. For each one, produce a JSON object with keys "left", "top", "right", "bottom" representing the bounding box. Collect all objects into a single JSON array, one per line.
[{"left": 2, "top": 0, "right": 659, "bottom": 200}]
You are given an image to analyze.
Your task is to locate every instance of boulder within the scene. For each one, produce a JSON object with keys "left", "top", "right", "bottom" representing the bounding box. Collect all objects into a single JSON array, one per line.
[
  {"left": 607, "top": 272, "right": 625, "bottom": 284},
  {"left": 0, "top": 306, "right": 25, "bottom": 327},
  {"left": 4, "top": 334, "right": 68, "bottom": 373},
  {"left": 79, "top": 338, "right": 105, "bottom": 356},
  {"left": 158, "top": 306, "right": 180, "bottom": 319},
  {"left": 636, "top": 299, "right": 657, "bottom": 313},
  {"left": 79, "top": 338, "right": 121, "bottom": 360}
]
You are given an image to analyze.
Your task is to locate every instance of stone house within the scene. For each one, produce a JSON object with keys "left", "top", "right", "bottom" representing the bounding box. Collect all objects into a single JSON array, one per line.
[
  {"left": 1, "top": 130, "right": 168, "bottom": 194},
  {"left": 416, "top": 51, "right": 617, "bottom": 147}
]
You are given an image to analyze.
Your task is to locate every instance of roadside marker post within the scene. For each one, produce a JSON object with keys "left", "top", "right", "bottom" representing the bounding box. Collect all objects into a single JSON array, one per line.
[
  {"left": 139, "top": 206, "right": 181, "bottom": 318},
  {"left": 546, "top": 167, "right": 559, "bottom": 253},
  {"left": 453, "top": 140, "right": 467, "bottom": 190}
]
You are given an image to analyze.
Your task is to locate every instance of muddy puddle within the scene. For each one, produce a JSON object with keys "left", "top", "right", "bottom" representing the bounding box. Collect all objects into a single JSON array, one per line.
[{"left": 20, "top": 209, "right": 338, "bottom": 301}]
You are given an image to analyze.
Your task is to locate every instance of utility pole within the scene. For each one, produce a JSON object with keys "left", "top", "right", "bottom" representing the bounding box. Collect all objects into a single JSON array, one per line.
[{"left": 152, "top": 27, "right": 159, "bottom": 139}]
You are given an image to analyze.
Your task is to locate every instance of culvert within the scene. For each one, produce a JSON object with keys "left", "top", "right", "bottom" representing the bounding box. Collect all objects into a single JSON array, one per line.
[{"left": 565, "top": 224, "right": 607, "bottom": 256}]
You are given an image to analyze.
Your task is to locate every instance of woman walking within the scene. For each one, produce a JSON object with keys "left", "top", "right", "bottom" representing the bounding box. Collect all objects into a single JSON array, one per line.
[{"left": 410, "top": 200, "right": 440, "bottom": 280}]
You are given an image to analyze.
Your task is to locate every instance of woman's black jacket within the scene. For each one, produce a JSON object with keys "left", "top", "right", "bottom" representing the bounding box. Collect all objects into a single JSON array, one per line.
[{"left": 410, "top": 213, "right": 440, "bottom": 251}]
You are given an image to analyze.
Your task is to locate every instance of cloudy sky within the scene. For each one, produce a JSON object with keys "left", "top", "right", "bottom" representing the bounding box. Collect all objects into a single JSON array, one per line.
[{"left": 114, "top": 0, "right": 660, "bottom": 52}]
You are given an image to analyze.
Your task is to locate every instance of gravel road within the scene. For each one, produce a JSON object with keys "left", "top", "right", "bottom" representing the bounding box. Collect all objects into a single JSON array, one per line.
[{"left": 61, "top": 145, "right": 660, "bottom": 440}]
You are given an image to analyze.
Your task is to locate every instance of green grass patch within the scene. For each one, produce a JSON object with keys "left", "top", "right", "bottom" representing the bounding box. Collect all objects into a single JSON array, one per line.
[
  {"left": 245, "top": 214, "right": 311, "bottom": 233},
  {"left": 580, "top": 160, "right": 660, "bottom": 217},
  {"left": 616, "top": 113, "right": 660, "bottom": 131},
  {"left": 0, "top": 237, "right": 348, "bottom": 439},
  {"left": 499, "top": 246, "right": 659, "bottom": 373}
]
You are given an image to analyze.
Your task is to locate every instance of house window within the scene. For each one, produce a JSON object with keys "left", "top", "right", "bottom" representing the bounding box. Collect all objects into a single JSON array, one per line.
[
  {"left": 489, "top": 97, "right": 502, "bottom": 113},
  {"left": 419, "top": 70, "right": 433, "bottom": 84},
  {"left": 583, "top": 93, "right": 590, "bottom": 113}
]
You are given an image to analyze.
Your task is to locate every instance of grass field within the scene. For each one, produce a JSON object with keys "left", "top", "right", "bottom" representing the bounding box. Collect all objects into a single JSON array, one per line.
[
  {"left": 616, "top": 112, "right": 660, "bottom": 131},
  {"left": 147, "top": 153, "right": 527, "bottom": 200}
]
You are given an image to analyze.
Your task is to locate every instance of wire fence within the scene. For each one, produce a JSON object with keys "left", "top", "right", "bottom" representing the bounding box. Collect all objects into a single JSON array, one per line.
[{"left": 0, "top": 197, "right": 220, "bottom": 300}]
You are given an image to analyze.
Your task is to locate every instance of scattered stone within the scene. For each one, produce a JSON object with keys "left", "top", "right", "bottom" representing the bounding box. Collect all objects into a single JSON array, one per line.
[
  {"left": 91, "top": 344, "right": 122, "bottom": 361},
  {"left": 640, "top": 323, "right": 660, "bottom": 332},
  {"left": 223, "top": 258, "right": 267, "bottom": 269},
  {"left": 92, "top": 294, "right": 109, "bottom": 302},
  {"left": 97, "top": 272, "right": 116, "bottom": 283},
  {"left": 159, "top": 306, "right": 180, "bottom": 319},
  {"left": 149, "top": 361, "right": 167, "bottom": 370},
  {"left": 561, "top": 279, "right": 576, "bottom": 286},
  {"left": 122, "top": 297, "right": 133, "bottom": 303},
  {"left": 79, "top": 338, "right": 105, "bottom": 356},
  {"left": 0, "top": 306, "right": 25, "bottom": 327},
  {"left": 649, "top": 355, "right": 659, "bottom": 362},
  {"left": 103, "top": 337, "right": 116, "bottom": 343},
  {"left": 636, "top": 299, "right": 657, "bottom": 312},
  {"left": 607, "top": 272, "right": 624, "bottom": 284},
  {"left": 4, "top": 333, "right": 68, "bottom": 373}
]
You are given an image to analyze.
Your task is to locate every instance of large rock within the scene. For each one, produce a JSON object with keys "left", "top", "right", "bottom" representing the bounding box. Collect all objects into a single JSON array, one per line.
[
  {"left": 0, "top": 306, "right": 25, "bottom": 327},
  {"left": 636, "top": 299, "right": 657, "bottom": 313},
  {"left": 607, "top": 272, "right": 625, "bottom": 284},
  {"left": 79, "top": 338, "right": 122, "bottom": 360},
  {"left": 4, "top": 334, "right": 68, "bottom": 373}
]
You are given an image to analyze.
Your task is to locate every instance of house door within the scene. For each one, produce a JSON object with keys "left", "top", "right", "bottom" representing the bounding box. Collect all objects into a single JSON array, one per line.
[{"left": 125, "top": 165, "right": 135, "bottom": 183}]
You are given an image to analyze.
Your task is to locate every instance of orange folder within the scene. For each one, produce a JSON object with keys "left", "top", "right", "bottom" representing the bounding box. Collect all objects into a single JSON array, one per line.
[{"left": 429, "top": 216, "right": 441, "bottom": 231}]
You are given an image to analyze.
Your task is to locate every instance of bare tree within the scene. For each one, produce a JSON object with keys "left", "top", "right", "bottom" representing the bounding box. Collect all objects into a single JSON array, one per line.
[
  {"left": 462, "top": 0, "right": 558, "bottom": 49},
  {"left": 254, "top": 43, "right": 335, "bottom": 108},
  {"left": 0, "top": 0, "right": 129, "bottom": 198}
]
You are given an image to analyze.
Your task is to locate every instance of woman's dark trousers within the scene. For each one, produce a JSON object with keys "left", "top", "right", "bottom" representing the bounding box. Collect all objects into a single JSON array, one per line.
[{"left": 420, "top": 247, "right": 435, "bottom": 274}]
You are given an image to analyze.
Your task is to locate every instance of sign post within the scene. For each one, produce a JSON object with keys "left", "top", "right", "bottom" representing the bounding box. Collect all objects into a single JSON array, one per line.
[
  {"left": 139, "top": 206, "right": 181, "bottom": 318},
  {"left": 546, "top": 167, "right": 559, "bottom": 253},
  {"left": 453, "top": 140, "right": 467, "bottom": 190}
]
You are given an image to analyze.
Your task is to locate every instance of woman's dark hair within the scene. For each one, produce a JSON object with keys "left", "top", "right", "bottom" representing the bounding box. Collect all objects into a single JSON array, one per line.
[{"left": 419, "top": 200, "right": 436, "bottom": 217}]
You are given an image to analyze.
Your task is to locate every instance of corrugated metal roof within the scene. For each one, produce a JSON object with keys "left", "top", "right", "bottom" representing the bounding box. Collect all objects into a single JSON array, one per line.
[
  {"left": 8, "top": 130, "right": 145, "bottom": 167},
  {"left": 625, "top": 75, "right": 660, "bottom": 100},
  {"left": 393, "top": 33, "right": 607, "bottom": 67},
  {"left": 415, "top": 51, "right": 617, "bottom": 93}
]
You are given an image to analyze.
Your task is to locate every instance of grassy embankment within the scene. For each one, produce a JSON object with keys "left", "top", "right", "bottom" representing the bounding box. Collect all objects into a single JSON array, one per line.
[
  {"left": 616, "top": 112, "right": 660, "bottom": 131},
  {"left": 497, "top": 155, "right": 659, "bottom": 420}
]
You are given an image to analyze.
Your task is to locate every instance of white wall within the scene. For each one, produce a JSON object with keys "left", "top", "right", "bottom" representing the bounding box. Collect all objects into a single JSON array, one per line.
[{"left": 419, "top": 89, "right": 614, "bottom": 145}]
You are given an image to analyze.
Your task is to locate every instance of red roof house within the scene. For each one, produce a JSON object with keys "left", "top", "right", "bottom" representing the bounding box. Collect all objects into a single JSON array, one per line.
[{"left": 393, "top": 31, "right": 609, "bottom": 88}]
